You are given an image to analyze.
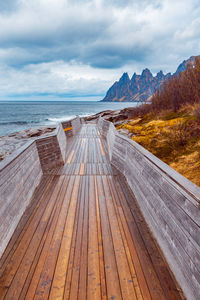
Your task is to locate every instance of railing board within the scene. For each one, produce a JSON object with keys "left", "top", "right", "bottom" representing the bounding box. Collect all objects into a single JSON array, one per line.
[{"left": 0, "top": 123, "right": 184, "bottom": 300}]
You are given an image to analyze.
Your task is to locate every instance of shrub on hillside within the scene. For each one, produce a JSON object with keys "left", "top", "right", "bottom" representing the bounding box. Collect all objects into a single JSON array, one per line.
[
  {"left": 151, "top": 57, "right": 200, "bottom": 112},
  {"left": 194, "top": 103, "right": 200, "bottom": 122},
  {"left": 129, "top": 57, "right": 200, "bottom": 118}
]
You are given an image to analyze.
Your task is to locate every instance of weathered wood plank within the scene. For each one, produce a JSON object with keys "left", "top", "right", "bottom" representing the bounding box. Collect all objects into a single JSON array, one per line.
[
  {"left": 87, "top": 176, "right": 101, "bottom": 299},
  {"left": 102, "top": 175, "right": 137, "bottom": 300},
  {"left": 78, "top": 176, "right": 89, "bottom": 300},
  {"left": 33, "top": 176, "right": 76, "bottom": 299},
  {"left": 48, "top": 176, "right": 80, "bottom": 300},
  {"left": 23, "top": 177, "right": 70, "bottom": 300},
  {"left": 94, "top": 176, "right": 107, "bottom": 300},
  {"left": 96, "top": 175, "right": 122, "bottom": 300},
  {"left": 0, "top": 175, "right": 55, "bottom": 272},
  {"left": 0, "top": 123, "right": 185, "bottom": 300},
  {"left": 0, "top": 176, "right": 65, "bottom": 299},
  {"left": 69, "top": 176, "right": 85, "bottom": 299},
  {"left": 107, "top": 176, "right": 144, "bottom": 300}
]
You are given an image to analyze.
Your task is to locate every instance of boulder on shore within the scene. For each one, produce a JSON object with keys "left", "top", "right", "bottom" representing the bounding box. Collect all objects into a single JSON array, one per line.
[{"left": 0, "top": 126, "right": 56, "bottom": 161}]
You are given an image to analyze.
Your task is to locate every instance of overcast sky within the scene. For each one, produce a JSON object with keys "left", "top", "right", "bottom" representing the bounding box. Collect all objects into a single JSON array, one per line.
[{"left": 0, "top": 0, "right": 199, "bottom": 100}]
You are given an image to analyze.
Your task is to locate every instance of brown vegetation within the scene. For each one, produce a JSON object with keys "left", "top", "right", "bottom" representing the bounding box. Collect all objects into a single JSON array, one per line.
[
  {"left": 116, "top": 58, "right": 200, "bottom": 186},
  {"left": 128, "top": 57, "right": 200, "bottom": 118}
]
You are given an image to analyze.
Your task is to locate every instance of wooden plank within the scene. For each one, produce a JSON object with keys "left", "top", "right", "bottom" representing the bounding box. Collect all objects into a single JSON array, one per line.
[
  {"left": 92, "top": 163, "right": 97, "bottom": 175},
  {"left": 101, "top": 139, "right": 108, "bottom": 163},
  {"left": 88, "top": 138, "right": 92, "bottom": 163},
  {"left": 48, "top": 176, "right": 80, "bottom": 299},
  {"left": 102, "top": 176, "right": 137, "bottom": 300},
  {"left": 107, "top": 176, "right": 146, "bottom": 300},
  {"left": 15, "top": 176, "right": 69, "bottom": 299},
  {"left": 87, "top": 164, "right": 91, "bottom": 175},
  {"left": 94, "top": 176, "right": 107, "bottom": 300},
  {"left": 87, "top": 176, "right": 101, "bottom": 299},
  {"left": 19, "top": 176, "right": 71, "bottom": 300},
  {"left": 78, "top": 176, "right": 89, "bottom": 300},
  {"left": 98, "top": 164, "right": 104, "bottom": 175},
  {"left": 0, "top": 176, "right": 64, "bottom": 299},
  {"left": 64, "top": 177, "right": 82, "bottom": 300},
  {"left": 1, "top": 175, "right": 65, "bottom": 299},
  {"left": 23, "top": 177, "right": 70, "bottom": 300},
  {"left": 96, "top": 175, "right": 122, "bottom": 299},
  {"left": 84, "top": 138, "right": 88, "bottom": 163},
  {"left": 75, "top": 163, "right": 80, "bottom": 175},
  {"left": 0, "top": 123, "right": 186, "bottom": 300},
  {"left": 118, "top": 175, "right": 186, "bottom": 299},
  {"left": 71, "top": 139, "right": 81, "bottom": 163},
  {"left": 102, "top": 164, "right": 108, "bottom": 175},
  {"left": 33, "top": 176, "right": 76, "bottom": 299},
  {"left": 66, "top": 150, "right": 75, "bottom": 164},
  {"left": 69, "top": 176, "right": 85, "bottom": 299},
  {"left": 79, "top": 163, "right": 85, "bottom": 175},
  {"left": 126, "top": 165, "right": 200, "bottom": 290},
  {"left": 98, "top": 138, "right": 105, "bottom": 156},
  {"left": 0, "top": 175, "right": 54, "bottom": 272},
  {"left": 93, "top": 139, "right": 98, "bottom": 163},
  {"left": 127, "top": 193, "right": 184, "bottom": 299},
  {"left": 114, "top": 176, "right": 167, "bottom": 300},
  {"left": 78, "top": 138, "right": 85, "bottom": 163},
  {"left": 95, "top": 137, "right": 102, "bottom": 163}
]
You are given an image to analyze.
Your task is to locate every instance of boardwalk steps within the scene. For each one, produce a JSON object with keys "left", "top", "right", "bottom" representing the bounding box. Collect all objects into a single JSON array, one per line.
[{"left": 0, "top": 117, "right": 199, "bottom": 299}]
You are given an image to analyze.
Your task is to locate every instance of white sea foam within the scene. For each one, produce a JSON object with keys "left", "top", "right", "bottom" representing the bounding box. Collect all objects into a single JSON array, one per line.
[
  {"left": 48, "top": 115, "right": 76, "bottom": 123},
  {"left": 48, "top": 113, "right": 91, "bottom": 123}
]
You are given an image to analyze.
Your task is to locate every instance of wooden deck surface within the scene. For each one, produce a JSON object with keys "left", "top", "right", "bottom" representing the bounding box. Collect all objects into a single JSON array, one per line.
[{"left": 0, "top": 124, "right": 183, "bottom": 300}]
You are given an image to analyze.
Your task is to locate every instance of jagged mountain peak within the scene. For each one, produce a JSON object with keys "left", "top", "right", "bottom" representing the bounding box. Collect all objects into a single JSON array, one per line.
[
  {"left": 156, "top": 70, "right": 164, "bottom": 79},
  {"left": 141, "top": 68, "right": 153, "bottom": 83},
  {"left": 174, "top": 55, "right": 199, "bottom": 76},
  {"left": 131, "top": 72, "right": 137, "bottom": 80},
  {"left": 102, "top": 67, "right": 165, "bottom": 102},
  {"left": 101, "top": 55, "right": 200, "bottom": 102},
  {"left": 141, "top": 68, "right": 152, "bottom": 76},
  {"left": 119, "top": 72, "right": 130, "bottom": 83}
]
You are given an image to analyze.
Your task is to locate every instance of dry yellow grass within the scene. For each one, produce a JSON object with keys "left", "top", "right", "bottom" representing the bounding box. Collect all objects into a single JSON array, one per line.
[{"left": 116, "top": 107, "right": 200, "bottom": 186}]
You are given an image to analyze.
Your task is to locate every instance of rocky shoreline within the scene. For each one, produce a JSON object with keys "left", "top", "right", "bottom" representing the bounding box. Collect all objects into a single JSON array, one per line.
[
  {"left": 0, "top": 106, "right": 135, "bottom": 161},
  {"left": 0, "top": 126, "right": 56, "bottom": 161},
  {"left": 84, "top": 106, "right": 136, "bottom": 123}
]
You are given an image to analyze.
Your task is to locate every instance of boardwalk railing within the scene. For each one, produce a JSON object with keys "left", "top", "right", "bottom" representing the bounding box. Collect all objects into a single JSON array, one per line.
[
  {"left": 0, "top": 117, "right": 81, "bottom": 258},
  {"left": 0, "top": 114, "right": 199, "bottom": 299},
  {"left": 97, "top": 116, "right": 200, "bottom": 300}
]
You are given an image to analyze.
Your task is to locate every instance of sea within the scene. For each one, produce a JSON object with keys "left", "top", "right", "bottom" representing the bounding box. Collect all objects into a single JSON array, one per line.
[{"left": 0, "top": 101, "right": 138, "bottom": 136}]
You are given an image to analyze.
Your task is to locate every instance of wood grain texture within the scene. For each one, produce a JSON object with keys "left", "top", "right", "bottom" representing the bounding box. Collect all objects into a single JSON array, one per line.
[
  {"left": 98, "top": 117, "right": 199, "bottom": 300},
  {"left": 0, "top": 124, "right": 183, "bottom": 300}
]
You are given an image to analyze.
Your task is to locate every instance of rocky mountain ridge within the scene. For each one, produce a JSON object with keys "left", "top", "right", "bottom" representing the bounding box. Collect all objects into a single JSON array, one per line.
[{"left": 101, "top": 56, "right": 198, "bottom": 102}]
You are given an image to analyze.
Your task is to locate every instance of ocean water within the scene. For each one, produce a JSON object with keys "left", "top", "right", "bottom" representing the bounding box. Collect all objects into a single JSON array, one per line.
[{"left": 0, "top": 101, "right": 138, "bottom": 136}]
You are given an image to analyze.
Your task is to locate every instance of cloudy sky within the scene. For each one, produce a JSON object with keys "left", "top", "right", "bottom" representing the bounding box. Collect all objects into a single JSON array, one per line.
[{"left": 0, "top": 0, "right": 199, "bottom": 100}]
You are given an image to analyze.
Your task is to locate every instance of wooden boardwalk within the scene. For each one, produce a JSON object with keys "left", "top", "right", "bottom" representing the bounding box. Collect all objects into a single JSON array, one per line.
[{"left": 0, "top": 124, "right": 183, "bottom": 300}]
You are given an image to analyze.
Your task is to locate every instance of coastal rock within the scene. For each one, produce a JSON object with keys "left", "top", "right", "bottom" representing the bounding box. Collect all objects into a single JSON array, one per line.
[
  {"left": 0, "top": 126, "right": 56, "bottom": 161},
  {"left": 85, "top": 106, "right": 138, "bottom": 125}
]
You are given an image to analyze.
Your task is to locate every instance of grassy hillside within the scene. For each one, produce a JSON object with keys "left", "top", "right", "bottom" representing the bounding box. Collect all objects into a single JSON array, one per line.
[
  {"left": 116, "top": 57, "right": 200, "bottom": 186},
  {"left": 116, "top": 105, "right": 200, "bottom": 186}
]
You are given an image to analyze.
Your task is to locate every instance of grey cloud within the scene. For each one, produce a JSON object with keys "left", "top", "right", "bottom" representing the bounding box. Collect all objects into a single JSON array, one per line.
[
  {"left": 0, "top": 0, "right": 199, "bottom": 98},
  {"left": 0, "top": 0, "right": 19, "bottom": 13},
  {"left": 103, "top": 0, "right": 162, "bottom": 9},
  {"left": 0, "top": 1, "right": 153, "bottom": 69}
]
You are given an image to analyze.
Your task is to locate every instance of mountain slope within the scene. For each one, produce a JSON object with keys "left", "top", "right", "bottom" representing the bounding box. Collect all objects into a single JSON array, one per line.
[{"left": 101, "top": 56, "right": 198, "bottom": 102}]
